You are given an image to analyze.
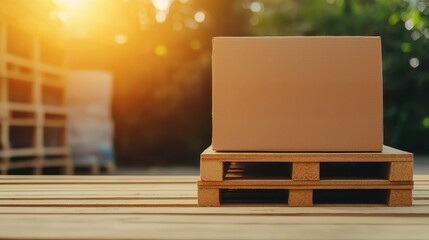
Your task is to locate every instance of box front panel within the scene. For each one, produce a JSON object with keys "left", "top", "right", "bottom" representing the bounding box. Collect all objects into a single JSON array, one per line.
[{"left": 212, "top": 37, "right": 383, "bottom": 151}]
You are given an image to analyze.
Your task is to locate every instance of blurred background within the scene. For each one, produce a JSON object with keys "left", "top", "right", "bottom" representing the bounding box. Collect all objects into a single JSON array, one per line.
[{"left": 0, "top": 0, "right": 428, "bottom": 175}]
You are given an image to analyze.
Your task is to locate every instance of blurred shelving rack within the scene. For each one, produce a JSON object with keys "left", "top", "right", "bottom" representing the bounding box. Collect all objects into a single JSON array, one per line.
[{"left": 0, "top": 20, "right": 72, "bottom": 175}]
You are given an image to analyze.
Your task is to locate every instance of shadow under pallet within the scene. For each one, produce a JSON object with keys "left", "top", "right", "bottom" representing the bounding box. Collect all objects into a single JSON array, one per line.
[{"left": 198, "top": 146, "right": 413, "bottom": 207}]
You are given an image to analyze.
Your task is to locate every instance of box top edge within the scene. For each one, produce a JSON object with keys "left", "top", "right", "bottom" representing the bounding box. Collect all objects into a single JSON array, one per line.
[{"left": 213, "top": 36, "right": 381, "bottom": 40}]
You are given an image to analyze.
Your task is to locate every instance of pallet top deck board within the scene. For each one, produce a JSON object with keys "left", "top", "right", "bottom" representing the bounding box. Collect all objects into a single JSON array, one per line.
[
  {"left": 198, "top": 179, "right": 414, "bottom": 188},
  {"left": 201, "top": 145, "right": 413, "bottom": 162}
]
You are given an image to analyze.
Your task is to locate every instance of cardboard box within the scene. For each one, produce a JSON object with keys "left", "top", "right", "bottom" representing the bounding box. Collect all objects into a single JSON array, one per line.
[{"left": 212, "top": 36, "right": 383, "bottom": 152}]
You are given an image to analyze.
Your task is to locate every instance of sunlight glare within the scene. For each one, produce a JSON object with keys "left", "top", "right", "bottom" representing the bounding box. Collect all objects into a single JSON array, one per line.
[
  {"left": 152, "top": 0, "right": 172, "bottom": 11},
  {"left": 53, "top": 0, "right": 85, "bottom": 10}
]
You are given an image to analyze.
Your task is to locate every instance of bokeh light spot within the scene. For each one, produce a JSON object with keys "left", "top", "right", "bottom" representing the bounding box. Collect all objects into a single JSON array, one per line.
[
  {"left": 114, "top": 34, "right": 128, "bottom": 44},
  {"left": 249, "top": 1, "right": 263, "bottom": 13},
  {"left": 409, "top": 57, "right": 420, "bottom": 68},
  {"left": 405, "top": 20, "right": 414, "bottom": 30},
  {"left": 173, "top": 22, "right": 183, "bottom": 31},
  {"left": 401, "top": 42, "right": 412, "bottom": 53},
  {"left": 185, "top": 19, "right": 198, "bottom": 29},
  {"left": 190, "top": 40, "right": 201, "bottom": 50},
  {"left": 423, "top": 117, "right": 429, "bottom": 129},
  {"left": 156, "top": 12, "right": 167, "bottom": 23},
  {"left": 194, "top": 11, "right": 205, "bottom": 23},
  {"left": 388, "top": 14, "right": 400, "bottom": 25},
  {"left": 154, "top": 45, "right": 168, "bottom": 56},
  {"left": 411, "top": 31, "right": 421, "bottom": 40}
]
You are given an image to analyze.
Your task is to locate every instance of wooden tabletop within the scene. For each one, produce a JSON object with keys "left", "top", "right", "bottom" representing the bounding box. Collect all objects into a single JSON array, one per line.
[{"left": 0, "top": 175, "right": 428, "bottom": 240}]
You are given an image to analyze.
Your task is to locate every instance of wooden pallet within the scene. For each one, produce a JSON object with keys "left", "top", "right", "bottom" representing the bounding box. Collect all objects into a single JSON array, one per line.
[
  {"left": 0, "top": 21, "right": 72, "bottom": 175},
  {"left": 198, "top": 145, "right": 413, "bottom": 207}
]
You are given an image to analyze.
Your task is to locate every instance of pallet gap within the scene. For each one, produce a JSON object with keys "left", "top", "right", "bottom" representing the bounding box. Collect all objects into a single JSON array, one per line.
[
  {"left": 10, "top": 126, "right": 35, "bottom": 148},
  {"left": 313, "top": 189, "right": 388, "bottom": 205},
  {"left": 42, "top": 166, "right": 66, "bottom": 175},
  {"left": 43, "top": 127, "right": 65, "bottom": 147},
  {"left": 224, "top": 162, "right": 292, "bottom": 180},
  {"left": 220, "top": 189, "right": 289, "bottom": 204},
  {"left": 320, "top": 162, "right": 389, "bottom": 180},
  {"left": 7, "top": 168, "right": 36, "bottom": 175},
  {"left": 11, "top": 110, "right": 35, "bottom": 119},
  {"left": 8, "top": 78, "right": 33, "bottom": 103}
]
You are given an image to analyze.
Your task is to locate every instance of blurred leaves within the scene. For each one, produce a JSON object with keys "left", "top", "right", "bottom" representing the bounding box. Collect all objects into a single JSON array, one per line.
[{"left": 249, "top": 0, "right": 429, "bottom": 152}]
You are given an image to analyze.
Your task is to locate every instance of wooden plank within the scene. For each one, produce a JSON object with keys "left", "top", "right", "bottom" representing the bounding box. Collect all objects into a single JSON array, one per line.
[
  {"left": 1, "top": 205, "right": 429, "bottom": 216},
  {"left": 4, "top": 71, "right": 34, "bottom": 82},
  {"left": 0, "top": 215, "right": 428, "bottom": 240},
  {"left": 5, "top": 54, "right": 34, "bottom": 70},
  {"left": 42, "top": 78, "right": 65, "bottom": 88},
  {"left": 0, "top": 175, "right": 199, "bottom": 181},
  {"left": 43, "top": 146, "right": 69, "bottom": 155},
  {"left": 8, "top": 148, "right": 39, "bottom": 157},
  {"left": 8, "top": 102, "right": 35, "bottom": 112},
  {"left": 39, "top": 63, "right": 67, "bottom": 76},
  {"left": 43, "top": 105, "right": 68, "bottom": 115},
  {"left": 9, "top": 118, "right": 37, "bottom": 126},
  {"left": 0, "top": 180, "right": 197, "bottom": 185},
  {"left": 0, "top": 192, "right": 197, "bottom": 198},
  {"left": 2, "top": 214, "right": 429, "bottom": 225},
  {"left": 44, "top": 119, "right": 67, "bottom": 127},
  {"left": 0, "top": 199, "right": 197, "bottom": 207},
  {"left": 198, "top": 179, "right": 413, "bottom": 187},
  {"left": 7, "top": 159, "right": 40, "bottom": 169},
  {"left": 201, "top": 145, "right": 413, "bottom": 162}
]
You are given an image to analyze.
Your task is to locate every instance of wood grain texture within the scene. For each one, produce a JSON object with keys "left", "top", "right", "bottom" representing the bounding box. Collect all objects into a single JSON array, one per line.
[
  {"left": 292, "top": 163, "right": 320, "bottom": 181},
  {"left": 390, "top": 162, "right": 414, "bottom": 181},
  {"left": 201, "top": 145, "right": 413, "bottom": 162},
  {"left": 289, "top": 189, "right": 313, "bottom": 207},
  {"left": 0, "top": 175, "right": 427, "bottom": 240}
]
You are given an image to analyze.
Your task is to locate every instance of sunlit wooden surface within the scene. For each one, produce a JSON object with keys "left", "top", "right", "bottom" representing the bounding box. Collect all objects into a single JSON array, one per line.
[{"left": 0, "top": 175, "right": 428, "bottom": 240}]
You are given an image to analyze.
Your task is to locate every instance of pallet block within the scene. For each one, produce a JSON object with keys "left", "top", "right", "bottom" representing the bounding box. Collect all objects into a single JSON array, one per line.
[{"left": 200, "top": 145, "right": 413, "bottom": 182}]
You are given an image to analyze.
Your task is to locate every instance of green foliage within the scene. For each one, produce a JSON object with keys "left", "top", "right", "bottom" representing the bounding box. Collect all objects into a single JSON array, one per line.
[{"left": 250, "top": 0, "right": 429, "bottom": 152}]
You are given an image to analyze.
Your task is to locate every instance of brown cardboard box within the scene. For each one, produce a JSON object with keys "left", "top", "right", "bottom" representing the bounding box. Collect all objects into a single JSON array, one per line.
[{"left": 212, "top": 36, "right": 383, "bottom": 152}]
